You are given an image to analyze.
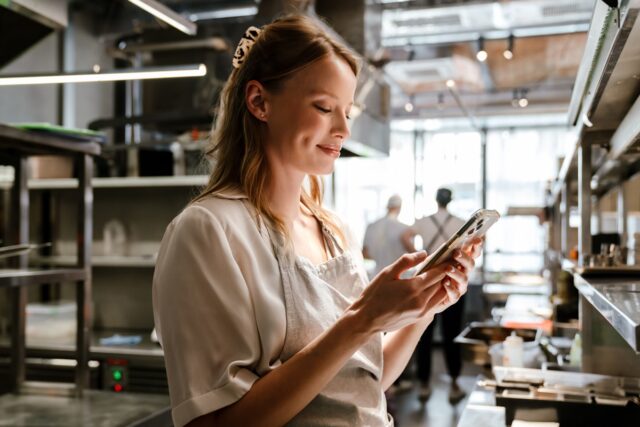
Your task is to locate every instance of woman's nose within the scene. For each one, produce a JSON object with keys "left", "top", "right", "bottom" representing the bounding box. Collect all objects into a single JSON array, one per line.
[{"left": 332, "top": 114, "right": 351, "bottom": 140}]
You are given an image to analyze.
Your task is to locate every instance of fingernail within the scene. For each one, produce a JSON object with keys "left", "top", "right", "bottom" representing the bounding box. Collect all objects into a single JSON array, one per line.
[
  {"left": 443, "top": 279, "right": 451, "bottom": 287},
  {"left": 448, "top": 265, "right": 455, "bottom": 273}
]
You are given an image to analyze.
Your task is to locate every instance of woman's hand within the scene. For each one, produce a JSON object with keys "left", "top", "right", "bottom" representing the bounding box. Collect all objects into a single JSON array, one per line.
[
  {"left": 425, "top": 237, "right": 484, "bottom": 316},
  {"left": 349, "top": 251, "right": 451, "bottom": 334}
]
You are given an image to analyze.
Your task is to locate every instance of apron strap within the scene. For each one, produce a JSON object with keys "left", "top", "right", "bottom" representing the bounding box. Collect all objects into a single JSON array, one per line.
[{"left": 425, "top": 213, "right": 453, "bottom": 252}]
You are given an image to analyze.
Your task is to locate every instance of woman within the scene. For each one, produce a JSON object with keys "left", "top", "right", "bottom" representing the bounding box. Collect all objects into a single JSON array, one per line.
[{"left": 152, "top": 15, "right": 481, "bottom": 427}]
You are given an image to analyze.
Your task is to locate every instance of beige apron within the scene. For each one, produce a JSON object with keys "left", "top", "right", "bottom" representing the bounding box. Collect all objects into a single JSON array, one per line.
[{"left": 266, "top": 218, "right": 393, "bottom": 427}]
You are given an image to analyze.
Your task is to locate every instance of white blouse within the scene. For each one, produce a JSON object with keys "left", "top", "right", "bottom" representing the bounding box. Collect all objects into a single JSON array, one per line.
[
  {"left": 153, "top": 189, "right": 286, "bottom": 426},
  {"left": 152, "top": 188, "right": 367, "bottom": 427}
]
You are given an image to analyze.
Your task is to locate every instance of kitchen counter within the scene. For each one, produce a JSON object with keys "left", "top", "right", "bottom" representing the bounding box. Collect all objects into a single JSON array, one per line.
[
  {"left": 458, "top": 376, "right": 505, "bottom": 427},
  {"left": 0, "top": 389, "right": 170, "bottom": 427}
]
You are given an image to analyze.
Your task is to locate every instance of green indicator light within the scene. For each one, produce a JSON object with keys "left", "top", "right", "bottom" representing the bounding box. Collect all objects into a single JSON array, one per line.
[{"left": 112, "top": 369, "right": 123, "bottom": 381}]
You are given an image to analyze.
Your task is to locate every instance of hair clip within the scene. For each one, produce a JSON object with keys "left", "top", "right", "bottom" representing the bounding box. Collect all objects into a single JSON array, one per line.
[{"left": 232, "top": 26, "right": 262, "bottom": 69}]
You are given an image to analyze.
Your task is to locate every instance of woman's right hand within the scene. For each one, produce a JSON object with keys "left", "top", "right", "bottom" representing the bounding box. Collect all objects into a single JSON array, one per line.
[{"left": 348, "top": 251, "right": 456, "bottom": 334}]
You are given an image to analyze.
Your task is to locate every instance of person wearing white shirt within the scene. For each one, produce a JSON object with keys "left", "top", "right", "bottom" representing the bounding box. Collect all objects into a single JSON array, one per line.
[
  {"left": 402, "top": 188, "right": 468, "bottom": 405},
  {"left": 363, "top": 195, "right": 414, "bottom": 277},
  {"left": 152, "top": 16, "right": 482, "bottom": 427}
]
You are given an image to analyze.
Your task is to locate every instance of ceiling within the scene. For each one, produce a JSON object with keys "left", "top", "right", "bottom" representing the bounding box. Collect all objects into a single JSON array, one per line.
[{"left": 372, "top": 0, "right": 595, "bottom": 121}]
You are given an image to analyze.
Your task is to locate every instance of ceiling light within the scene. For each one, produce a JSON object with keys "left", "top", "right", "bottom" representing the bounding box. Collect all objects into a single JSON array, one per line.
[
  {"left": 446, "top": 79, "right": 456, "bottom": 88},
  {"left": 128, "top": 0, "right": 197, "bottom": 35},
  {"left": 503, "top": 34, "right": 514, "bottom": 60},
  {"left": 476, "top": 37, "right": 487, "bottom": 62},
  {"left": 189, "top": 6, "right": 258, "bottom": 21},
  {"left": 404, "top": 100, "right": 414, "bottom": 113},
  {"left": 0, "top": 64, "right": 207, "bottom": 86},
  {"left": 518, "top": 88, "right": 529, "bottom": 108}
]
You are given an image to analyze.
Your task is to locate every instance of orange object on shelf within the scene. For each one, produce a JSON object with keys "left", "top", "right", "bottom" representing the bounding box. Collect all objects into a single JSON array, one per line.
[{"left": 502, "top": 319, "right": 553, "bottom": 335}]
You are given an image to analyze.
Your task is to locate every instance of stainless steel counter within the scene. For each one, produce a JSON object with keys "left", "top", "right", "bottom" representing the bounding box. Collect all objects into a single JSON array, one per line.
[
  {"left": 0, "top": 390, "right": 170, "bottom": 427},
  {"left": 457, "top": 376, "right": 506, "bottom": 427},
  {"left": 574, "top": 274, "right": 640, "bottom": 352}
]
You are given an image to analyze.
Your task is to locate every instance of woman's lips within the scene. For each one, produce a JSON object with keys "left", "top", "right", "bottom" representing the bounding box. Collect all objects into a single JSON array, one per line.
[{"left": 317, "top": 145, "right": 341, "bottom": 157}]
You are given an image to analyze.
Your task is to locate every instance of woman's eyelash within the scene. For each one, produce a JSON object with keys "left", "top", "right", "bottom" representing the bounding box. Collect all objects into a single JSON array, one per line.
[{"left": 315, "top": 105, "right": 351, "bottom": 119}]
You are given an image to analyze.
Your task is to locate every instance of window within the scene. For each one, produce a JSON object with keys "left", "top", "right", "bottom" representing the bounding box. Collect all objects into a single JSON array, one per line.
[{"left": 485, "top": 129, "right": 574, "bottom": 273}]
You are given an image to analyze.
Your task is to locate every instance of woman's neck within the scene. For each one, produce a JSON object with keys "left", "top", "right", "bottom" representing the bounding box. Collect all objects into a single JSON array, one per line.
[{"left": 265, "top": 161, "right": 306, "bottom": 227}]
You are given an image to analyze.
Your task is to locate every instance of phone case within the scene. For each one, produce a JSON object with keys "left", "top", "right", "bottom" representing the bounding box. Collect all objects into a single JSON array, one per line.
[{"left": 414, "top": 209, "right": 500, "bottom": 275}]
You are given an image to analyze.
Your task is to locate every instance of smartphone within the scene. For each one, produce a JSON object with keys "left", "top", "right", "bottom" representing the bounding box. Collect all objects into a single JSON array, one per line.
[{"left": 414, "top": 209, "right": 500, "bottom": 276}]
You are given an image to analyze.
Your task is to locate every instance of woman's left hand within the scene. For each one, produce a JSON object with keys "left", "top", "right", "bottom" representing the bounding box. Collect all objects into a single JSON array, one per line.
[{"left": 426, "top": 237, "right": 483, "bottom": 316}]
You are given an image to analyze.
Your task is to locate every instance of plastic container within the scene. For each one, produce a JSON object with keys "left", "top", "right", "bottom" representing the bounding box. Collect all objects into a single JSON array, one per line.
[
  {"left": 569, "top": 332, "right": 582, "bottom": 367},
  {"left": 502, "top": 331, "right": 524, "bottom": 367},
  {"left": 26, "top": 301, "right": 77, "bottom": 344}
]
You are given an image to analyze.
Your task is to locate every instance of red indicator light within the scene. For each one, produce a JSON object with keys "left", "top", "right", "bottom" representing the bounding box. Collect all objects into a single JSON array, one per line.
[{"left": 113, "top": 383, "right": 123, "bottom": 392}]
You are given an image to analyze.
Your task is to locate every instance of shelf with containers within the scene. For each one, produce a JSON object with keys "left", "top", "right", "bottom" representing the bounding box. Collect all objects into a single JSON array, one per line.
[
  {"left": 546, "top": 0, "right": 640, "bottom": 376},
  {"left": 0, "top": 123, "right": 98, "bottom": 396},
  {"left": 0, "top": 172, "right": 207, "bottom": 395}
]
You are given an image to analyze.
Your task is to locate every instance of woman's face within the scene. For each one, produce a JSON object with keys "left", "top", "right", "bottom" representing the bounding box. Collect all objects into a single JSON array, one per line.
[{"left": 262, "top": 54, "right": 357, "bottom": 176}]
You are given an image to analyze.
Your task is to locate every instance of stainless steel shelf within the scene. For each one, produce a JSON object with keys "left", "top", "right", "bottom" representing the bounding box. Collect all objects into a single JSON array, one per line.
[
  {"left": 574, "top": 274, "right": 640, "bottom": 352},
  {"left": 0, "top": 329, "right": 164, "bottom": 364},
  {"left": 549, "top": 0, "right": 640, "bottom": 205},
  {"left": 0, "top": 124, "right": 101, "bottom": 157},
  {"left": 0, "top": 268, "right": 87, "bottom": 288},
  {"left": 31, "top": 255, "right": 157, "bottom": 268},
  {"left": 0, "top": 175, "right": 209, "bottom": 190}
]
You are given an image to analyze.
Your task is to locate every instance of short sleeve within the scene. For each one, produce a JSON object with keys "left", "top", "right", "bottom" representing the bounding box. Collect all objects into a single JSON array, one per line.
[{"left": 152, "top": 205, "right": 261, "bottom": 427}]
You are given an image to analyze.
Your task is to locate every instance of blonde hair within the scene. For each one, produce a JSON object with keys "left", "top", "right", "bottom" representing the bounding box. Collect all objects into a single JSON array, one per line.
[{"left": 194, "top": 15, "right": 360, "bottom": 245}]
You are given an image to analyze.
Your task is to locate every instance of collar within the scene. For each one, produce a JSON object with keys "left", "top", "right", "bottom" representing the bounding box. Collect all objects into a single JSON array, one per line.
[{"left": 210, "top": 186, "right": 249, "bottom": 200}]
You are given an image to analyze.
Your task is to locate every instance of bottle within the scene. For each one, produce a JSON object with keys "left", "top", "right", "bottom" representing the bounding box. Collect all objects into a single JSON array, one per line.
[
  {"left": 503, "top": 331, "right": 524, "bottom": 367},
  {"left": 569, "top": 333, "right": 582, "bottom": 367}
]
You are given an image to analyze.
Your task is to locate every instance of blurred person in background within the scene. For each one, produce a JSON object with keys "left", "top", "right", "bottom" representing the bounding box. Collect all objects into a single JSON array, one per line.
[
  {"left": 402, "top": 188, "right": 467, "bottom": 405},
  {"left": 363, "top": 195, "right": 415, "bottom": 277}
]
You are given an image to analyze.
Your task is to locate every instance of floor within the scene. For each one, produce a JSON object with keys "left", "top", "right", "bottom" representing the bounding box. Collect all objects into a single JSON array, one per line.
[{"left": 387, "top": 347, "right": 485, "bottom": 427}]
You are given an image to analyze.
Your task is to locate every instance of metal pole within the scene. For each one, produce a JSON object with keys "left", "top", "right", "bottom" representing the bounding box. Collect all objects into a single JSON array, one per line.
[
  {"left": 594, "top": 197, "right": 602, "bottom": 234},
  {"left": 9, "top": 157, "right": 28, "bottom": 393},
  {"left": 413, "top": 129, "right": 424, "bottom": 219},
  {"left": 578, "top": 140, "right": 592, "bottom": 267},
  {"left": 480, "top": 128, "right": 487, "bottom": 282},
  {"left": 617, "top": 184, "right": 628, "bottom": 250},
  {"left": 561, "top": 180, "right": 570, "bottom": 257},
  {"left": 75, "top": 154, "right": 93, "bottom": 395},
  {"left": 481, "top": 128, "right": 487, "bottom": 209}
]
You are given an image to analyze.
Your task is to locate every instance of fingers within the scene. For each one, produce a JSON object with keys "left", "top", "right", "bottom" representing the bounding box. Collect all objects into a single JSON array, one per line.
[
  {"left": 444, "top": 263, "right": 468, "bottom": 285},
  {"left": 385, "top": 251, "right": 428, "bottom": 279},
  {"left": 413, "top": 263, "right": 449, "bottom": 289},
  {"left": 462, "top": 237, "right": 484, "bottom": 259},
  {"left": 452, "top": 249, "right": 475, "bottom": 272},
  {"left": 443, "top": 277, "right": 464, "bottom": 301}
]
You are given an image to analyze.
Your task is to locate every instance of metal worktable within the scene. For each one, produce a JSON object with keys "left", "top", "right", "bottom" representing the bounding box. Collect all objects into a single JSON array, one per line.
[
  {"left": 457, "top": 376, "right": 506, "bottom": 427},
  {"left": 0, "top": 390, "right": 171, "bottom": 427}
]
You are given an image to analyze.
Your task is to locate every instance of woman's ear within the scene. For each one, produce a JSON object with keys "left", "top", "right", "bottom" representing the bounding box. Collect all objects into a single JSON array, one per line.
[{"left": 245, "top": 80, "right": 269, "bottom": 122}]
